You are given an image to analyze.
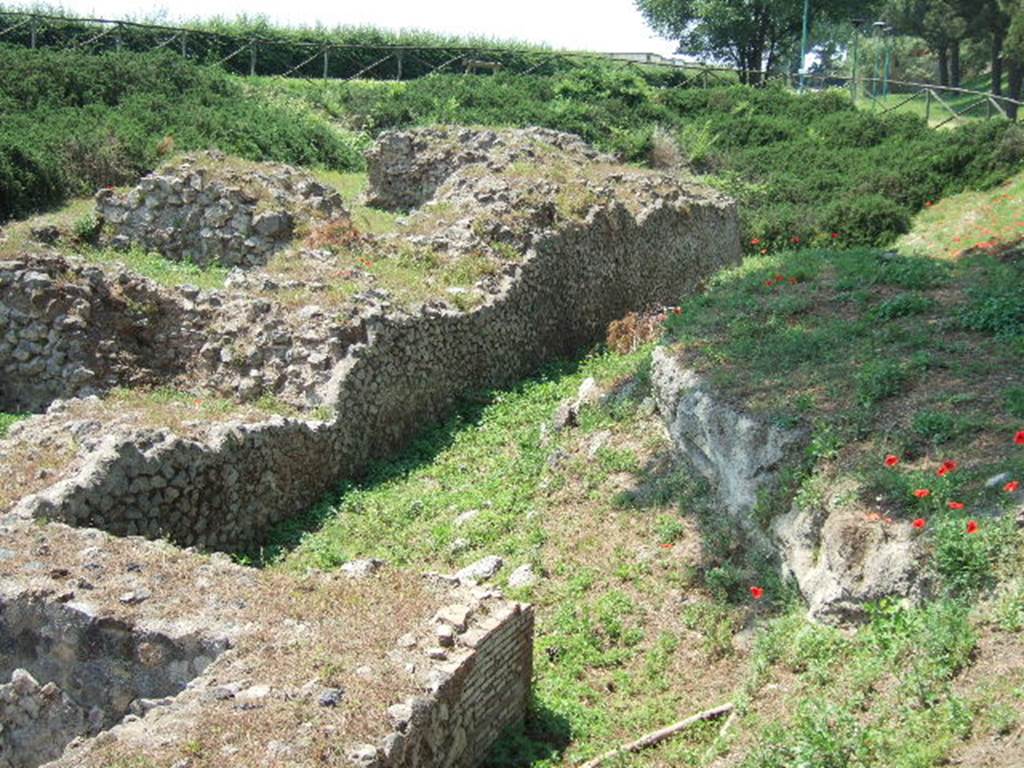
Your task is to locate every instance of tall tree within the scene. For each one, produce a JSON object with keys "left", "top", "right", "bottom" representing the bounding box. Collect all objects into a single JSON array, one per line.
[
  {"left": 1001, "top": 0, "right": 1024, "bottom": 115},
  {"left": 886, "top": 0, "right": 968, "bottom": 85},
  {"left": 634, "top": 0, "right": 871, "bottom": 84}
]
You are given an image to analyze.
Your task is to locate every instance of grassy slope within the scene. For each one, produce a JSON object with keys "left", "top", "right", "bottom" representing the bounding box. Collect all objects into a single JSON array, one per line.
[{"left": 261, "top": 178, "right": 1024, "bottom": 767}]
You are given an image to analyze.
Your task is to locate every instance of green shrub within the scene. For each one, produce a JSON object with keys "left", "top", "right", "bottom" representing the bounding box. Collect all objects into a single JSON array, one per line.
[
  {"left": 0, "top": 45, "right": 367, "bottom": 221},
  {"left": 1005, "top": 386, "right": 1024, "bottom": 418},
  {"left": 857, "top": 359, "right": 910, "bottom": 406}
]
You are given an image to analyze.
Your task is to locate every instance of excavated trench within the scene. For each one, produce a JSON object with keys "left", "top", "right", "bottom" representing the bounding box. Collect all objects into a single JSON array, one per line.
[{"left": 0, "top": 592, "right": 227, "bottom": 768}]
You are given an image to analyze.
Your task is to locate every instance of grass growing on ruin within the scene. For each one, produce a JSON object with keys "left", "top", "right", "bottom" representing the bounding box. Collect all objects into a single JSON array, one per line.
[
  {"left": 0, "top": 413, "right": 27, "bottom": 439},
  {"left": 313, "top": 169, "right": 401, "bottom": 236},
  {"left": 81, "top": 247, "right": 230, "bottom": 290},
  {"left": 269, "top": 346, "right": 760, "bottom": 764}
]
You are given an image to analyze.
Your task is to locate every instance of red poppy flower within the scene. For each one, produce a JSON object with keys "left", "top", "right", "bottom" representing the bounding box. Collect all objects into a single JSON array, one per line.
[
  {"left": 1006, "top": 480, "right": 1021, "bottom": 493},
  {"left": 660, "top": 543, "right": 674, "bottom": 549},
  {"left": 749, "top": 586, "right": 764, "bottom": 600},
  {"left": 912, "top": 518, "right": 926, "bottom": 529},
  {"left": 913, "top": 489, "right": 931, "bottom": 499},
  {"left": 764, "top": 279, "right": 775, "bottom": 287},
  {"left": 831, "top": 232, "right": 840, "bottom": 239},
  {"left": 774, "top": 274, "right": 784, "bottom": 281},
  {"left": 966, "top": 520, "right": 979, "bottom": 534},
  {"left": 925, "top": 201, "right": 934, "bottom": 207},
  {"left": 937, "top": 460, "right": 958, "bottom": 477},
  {"left": 947, "top": 501, "right": 965, "bottom": 510},
  {"left": 790, "top": 236, "right": 801, "bottom": 244},
  {"left": 673, "top": 307, "right": 683, "bottom": 316},
  {"left": 751, "top": 238, "right": 762, "bottom": 245},
  {"left": 1014, "top": 430, "right": 1024, "bottom": 445},
  {"left": 884, "top": 454, "right": 900, "bottom": 467}
]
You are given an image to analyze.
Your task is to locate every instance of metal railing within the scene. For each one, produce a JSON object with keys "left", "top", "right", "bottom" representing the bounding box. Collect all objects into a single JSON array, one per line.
[{"left": 1, "top": 9, "right": 1021, "bottom": 123}]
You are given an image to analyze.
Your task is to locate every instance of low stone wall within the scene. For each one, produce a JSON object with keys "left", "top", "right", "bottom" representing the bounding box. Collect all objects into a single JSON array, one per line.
[
  {"left": 12, "top": 191, "right": 740, "bottom": 551},
  {"left": 356, "top": 595, "right": 534, "bottom": 767},
  {"left": 0, "top": 670, "right": 87, "bottom": 768},
  {"left": 364, "top": 126, "right": 609, "bottom": 211},
  {"left": 96, "top": 152, "right": 346, "bottom": 268},
  {"left": 0, "top": 586, "right": 228, "bottom": 768},
  {"left": 0, "top": 255, "right": 363, "bottom": 412}
]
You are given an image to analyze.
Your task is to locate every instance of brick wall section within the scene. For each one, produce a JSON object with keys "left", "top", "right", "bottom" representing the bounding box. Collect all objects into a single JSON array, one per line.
[{"left": 358, "top": 597, "right": 535, "bottom": 768}]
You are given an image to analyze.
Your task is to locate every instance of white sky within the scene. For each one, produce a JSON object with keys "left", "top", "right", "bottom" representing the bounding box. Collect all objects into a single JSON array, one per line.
[{"left": 48, "top": 0, "right": 680, "bottom": 55}]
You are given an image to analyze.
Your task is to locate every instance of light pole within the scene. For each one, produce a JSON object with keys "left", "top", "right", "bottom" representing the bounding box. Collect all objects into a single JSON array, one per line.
[
  {"left": 851, "top": 18, "right": 866, "bottom": 103},
  {"left": 872, "top": 20, "right": 887, "bottom": 102},
  {"left": 799, "top": 0, "right": 811, "bottom": 91}
]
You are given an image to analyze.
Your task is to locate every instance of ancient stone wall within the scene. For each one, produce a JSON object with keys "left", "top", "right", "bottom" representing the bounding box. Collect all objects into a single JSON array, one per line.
[
  {"left": 364, "top": 126, "right": 609, "bottom": 211},
  {"left": 0, "top": 255, "right": 362, "bottom": 412},
  {"left": 96, "top": 151, "right": 346, "bottom": 268},
  {"left": 0, "top": 587, "right": 228, "bottom": 768},
  {"left": 11, "top": 191, "right": 740, "bottom": 551},
  {"left": 354, "top": 595, "right": 534, "bottom": 767}
]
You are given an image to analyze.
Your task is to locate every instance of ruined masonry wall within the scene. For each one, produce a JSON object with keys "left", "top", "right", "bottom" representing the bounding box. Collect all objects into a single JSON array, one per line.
[
  {"left": 369, "top": 601, "right": 534, "bottom": 768},
  {"left": 12, "top": 197, "right": 740, "bottom": 551}
]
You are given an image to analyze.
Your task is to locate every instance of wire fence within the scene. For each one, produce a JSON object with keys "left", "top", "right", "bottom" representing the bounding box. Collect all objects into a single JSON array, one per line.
[
  {"left": 2, "top": 9, "right": 1022, "bottom": 123},
  {"left": 0, "top": 9, "right": 742, "bottom": 82}
]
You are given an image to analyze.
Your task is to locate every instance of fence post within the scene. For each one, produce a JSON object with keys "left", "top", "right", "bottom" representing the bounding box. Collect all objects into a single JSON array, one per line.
[
  {"left": 323, "top": 48, "right": 329, "bottom": 79},
  {"left": 249, "top": 40, "right": 256, "bottom": 76},
  {"left": 114, "top": 23, "right": 122, "bottom": 52},
  {"left": 29, "top": 15, "right": 37, "bottom": 49},
  {"left": 180, "top": 33, "right": 187, "bottom": 58},
  {"left": 925, "top": 89, "right": 932, "bottom": 124},
  {"left": 396, "top": 50, "right": 403, "bottom": 80}
]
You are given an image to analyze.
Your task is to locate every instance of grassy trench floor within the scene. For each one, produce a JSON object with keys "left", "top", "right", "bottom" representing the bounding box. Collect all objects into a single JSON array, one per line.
[{"left": 260, "top": 230, "right": 1024, "bottom": 765}]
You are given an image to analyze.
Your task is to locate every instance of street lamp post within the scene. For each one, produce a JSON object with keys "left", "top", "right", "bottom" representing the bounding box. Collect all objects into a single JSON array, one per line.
[
  {"left": 799, "top": 0, "right": 811, "bottom": 91},
  {"left": 851, "top": 18, "right": 866, "bottom": 103}
]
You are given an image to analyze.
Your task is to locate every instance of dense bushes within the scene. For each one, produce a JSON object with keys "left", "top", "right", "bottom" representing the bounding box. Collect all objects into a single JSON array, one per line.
[
  {"left": 0, "top": 45, "right": 366, "bottom": 220},
  {"left": 261, "top": 69, "right": 1023, "bottom": 248},
  {"left": 4, "top": 48, "right": 1022, "bottom": 245}
]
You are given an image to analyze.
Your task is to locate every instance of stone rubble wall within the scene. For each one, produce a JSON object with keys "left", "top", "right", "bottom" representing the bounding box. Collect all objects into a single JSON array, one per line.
[
  {"left": 0, "top": 587, "right": 228, "bottom": 768},
  {"left": 11, "top": 190, "right": 740, "bottom": 551},
  {"left": 95, "top": 151, "right": 346, "bottom": 268},
  {"left": 0, "top": 255, "right": 364, "bottom": 412},
  {"left": 364, "top": 126, "right": 611, "bottom": 211},
  {"left": 0, "top": 670, "right": 87, "bottom": 768}
]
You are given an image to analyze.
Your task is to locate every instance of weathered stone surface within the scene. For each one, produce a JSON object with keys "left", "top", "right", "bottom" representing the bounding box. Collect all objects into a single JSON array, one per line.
[
  {"left": 95, "top": 151, "right": 346, "bottom": 268},
  {"left": 455, "top": 556, "right": 503, "bottom": 585},
  {"left": 507, "top": 564, "right": 539, "bottom": 589},
  {"left": 773, "top": 482, "right": 933, "bottom": 624},
  {"left": 0, "top": 254, "right": 361, "bottom": 412},
  {"left": 651, "top": 346, "right": 932, "bottom": 625},
  {"left": 365, "top": 126, "right": 610, "bottom": 211}
]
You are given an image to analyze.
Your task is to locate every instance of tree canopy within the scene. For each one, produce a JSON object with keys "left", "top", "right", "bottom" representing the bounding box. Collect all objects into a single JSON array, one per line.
[{"left": 634, "top": 0, "right": 876, "bottom": 82}]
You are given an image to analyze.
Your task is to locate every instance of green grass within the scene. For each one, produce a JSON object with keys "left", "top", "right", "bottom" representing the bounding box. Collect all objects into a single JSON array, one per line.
[
  {"left": 311, "top": 169, "right": 400, "bottom": 236},
  {"left": 898, "top": 169, "right": 1024, "bottom": 258},
  {"left": 0, "top": 413, "right": 28, "bottom": 438},
  {"left": 81, "top": 247, "right": 229, "bottom": 290}
]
